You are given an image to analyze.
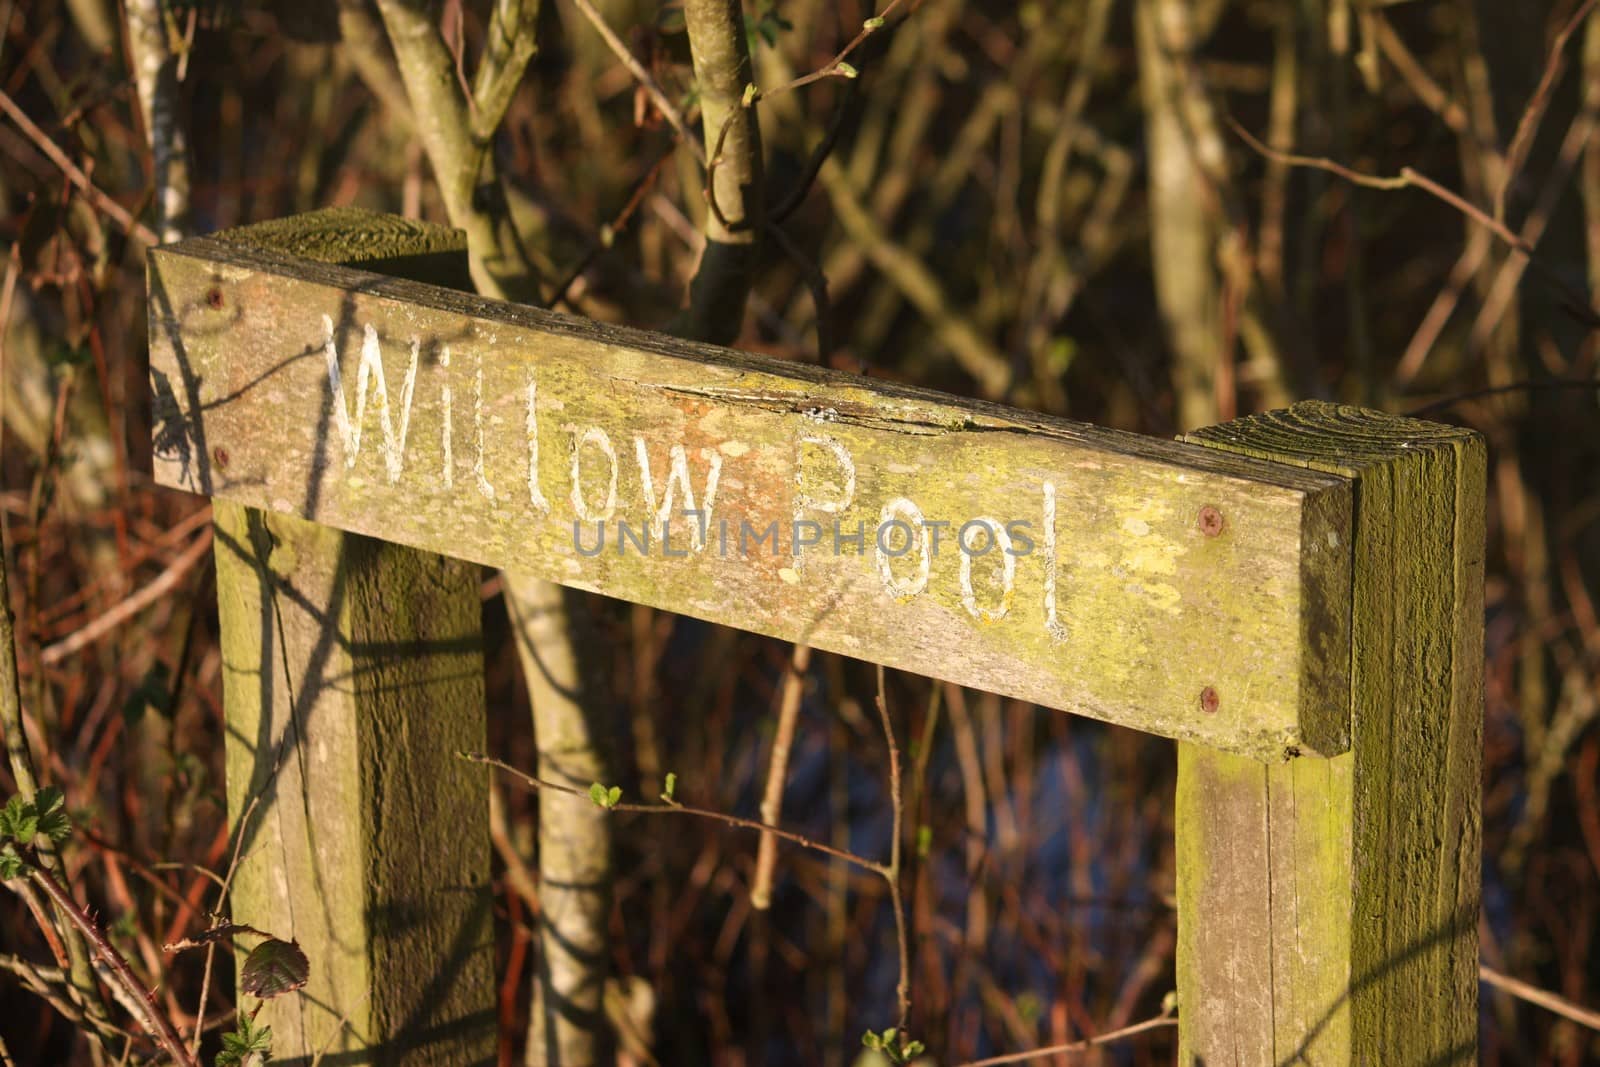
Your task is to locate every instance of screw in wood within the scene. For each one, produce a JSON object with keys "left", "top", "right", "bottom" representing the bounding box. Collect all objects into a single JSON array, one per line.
[
  {"left": 1199, "top": 686, "right": 1220, "bottom": 714},
  {"left": 1197, "top": 505, "right": 1225, "bottom": 537}
]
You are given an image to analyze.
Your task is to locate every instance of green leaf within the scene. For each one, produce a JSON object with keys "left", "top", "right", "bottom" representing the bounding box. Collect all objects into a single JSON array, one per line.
[
  {"left": 5, "top": 794, "right": 38, "bottom": 846},
  {"left": 606, "top": 786, "right": 622, "bottom": 808},
  {"left": 835, "top": 61, "right": 859, "bottom": 79},
  {"left": 741, "top": 83, "right": 759, "bottom": 107},
  {"left": 861, "top": 1031, "right": 882, "bottom": 1050},
  {"left": 216, "top": 1014, "right": 273, "bottom": 1067},
  {"left": 0, "top": 794, "right": 25, "bottom": 840},
  {"left": 662, "top": 772, "right": 677, "bottom": 803},
  {"left": 903, "top": 1039, "right": 925, "bottom": 1057},
  {"left": 34, "top": 787, "right": 71, "bottom": 845},
  {"left": 915, "top": 824, "right": 932, "bottom": 857},
  {"left": 0, "top": 842, "right": 23, "bottom": 881},
  {"left": 588, "top": 782, "right": 608, "bottom": 807},
  {"left": 863, "top": 15, "right": 885, "bottom": 29},
  {"left": 240, "top": 937, "right": 309, "bottom": 1000}
]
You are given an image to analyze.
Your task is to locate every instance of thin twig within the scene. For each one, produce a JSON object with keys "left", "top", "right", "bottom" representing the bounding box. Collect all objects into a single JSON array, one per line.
[
  {"left": 769, "top": 81, "right": 857, "bottom": 224},
  {"left": 1226, "top": 114, "right": 1600, "bottom": 329},
  {"left": 0, "top": 952, "right": 134, "bottom": 1045},
  {"left": 874, "top": 664, "right": 911, "bottom": 1035},
  {"left": 952, "top": 1012, "right": 1177, "bottom": 1066},
  {"left": 818, "top": 158, "right": 1012, "bottom": 397},
  {"left": 460, "top": 752, "right": 890, "bottom": 876},
  {"left": 547, "top": 142, "right": 674, "bottom": 310},
  {"left": 1481, "top": 963, "right": 1600, "bottom": 1031},
  {"left": 765, "top": 222, "right": 833, "bottom": 361},
  {"left": 564, "top": 0, "right": 703, "bottom": 163},
  {"left": 188, "top": 794, "right": 258, "bottom": 1058},
  {"left": 751, "top": 643, "right": 812, "bottom": 910},
  {"left": 29, "top": 866, "right": 200, "bottom": 1067},
  {"left": 1403, "top": 378, "right": 1600, "bottom": 418},
  {"left": 1495, "top": 0, "right": 1599, "bottom": 222},
  {"left": 0, "top": 88, "right": 158, "bottom": 246},
  {"left": 756, "top": 0, "right": 909, "bottom": 104},
  {"left": 40, "top": 528, "right": 213, "bottom": 665}
]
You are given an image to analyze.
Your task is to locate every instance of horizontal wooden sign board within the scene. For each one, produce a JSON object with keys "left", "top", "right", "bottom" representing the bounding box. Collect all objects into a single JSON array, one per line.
[{"left": 148, "top": 226, "right": 1352, "bottom": 760}]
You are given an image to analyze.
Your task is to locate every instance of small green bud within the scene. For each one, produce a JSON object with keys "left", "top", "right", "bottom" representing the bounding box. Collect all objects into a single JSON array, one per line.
[{"left": 835, "top": 61, "right": 859, "bottom": 79}]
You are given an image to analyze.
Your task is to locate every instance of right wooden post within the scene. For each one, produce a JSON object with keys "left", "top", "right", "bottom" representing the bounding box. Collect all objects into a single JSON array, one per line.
[{"left": 1176, "top": 402, "right": 1485, "bottom": 1065}]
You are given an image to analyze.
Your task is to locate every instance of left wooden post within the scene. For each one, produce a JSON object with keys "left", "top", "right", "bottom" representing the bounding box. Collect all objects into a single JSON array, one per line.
[{"left": 149, "top": 209, "right": 496, "bottom": 1065}]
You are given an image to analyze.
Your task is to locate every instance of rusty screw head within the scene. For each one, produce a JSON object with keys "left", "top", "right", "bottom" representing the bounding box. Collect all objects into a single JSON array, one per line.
[
  {"left": 205, "top": 287, "right": 224, "bottom": 310},
  {"left": 212, "top": 446, "right": 230, "bottom": 470},
  {"left": 1199, "top": 686, "right": 1220, "bottom": 714},
  {"left": 1197, "top": 505, "right": 1225, "bottom": 537}
]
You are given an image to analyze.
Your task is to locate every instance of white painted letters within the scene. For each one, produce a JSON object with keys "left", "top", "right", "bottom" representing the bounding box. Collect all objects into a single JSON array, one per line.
[
  {"left": 568, "top": 425, "right": 619, "bottom": 522},
  {"left": 321, "top": 315, "right": 418, "bottom": 484},
  {"left": 525, "top": 377, "right": 549, "bottom": 513},
  {"left": 1041, "top": 482, "right": 1068, "bottom": 642},
  {"left": 876, "top": 497, "right": 930, "bottom": 598},
  {"left": 958, "top": 517, "right": 1015, "bottom": 621},
  {"left": 635, "top": 438, "right": 722, "bottom": 550}
]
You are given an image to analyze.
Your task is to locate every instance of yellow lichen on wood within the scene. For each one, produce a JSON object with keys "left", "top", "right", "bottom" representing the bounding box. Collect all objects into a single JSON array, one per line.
[
  {"left": 1177, "top": 402, "right": 1484, "bottom": 1065},
  {"left": 197, "top": 210, "right": 496, "bottom": 1066},
  {"left": 151, "top": 214, "right": 1355, "bottom": 760}
]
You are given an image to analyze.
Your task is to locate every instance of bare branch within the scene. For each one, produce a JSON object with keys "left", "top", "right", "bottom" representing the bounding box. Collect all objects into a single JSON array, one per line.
[
  {"left": 564, "top": 0, "right": 703, "bottom": 163},
  {"left": 1226, "top": 114, "right": 1600, "bottom": 330},
  {"left": 460, "top": 752, "right": 893, "bottom": 877},
  {"left": 1480, "top": 964, "right": 1600, "bottom": 1032},
  {"left": 952, "top": 1012, "right": 1177, "bottom": 1066},
  {"left": 0, "top": 89, "right": 157, "bottom": 246},
  {"left": 125, "top": 0, "right": 192, "bottom": 242},
  {"left": 471, "top": 0, "right": 541, "bottom": 142},
  {"left": 677, "top": 0, "right": 764, "bottom": 345},
  {"left": 1496, "top": 0, "right": 1599, "bottom": 222}
]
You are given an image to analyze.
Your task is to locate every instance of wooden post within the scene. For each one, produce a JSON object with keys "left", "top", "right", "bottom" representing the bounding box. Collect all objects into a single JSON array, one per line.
[
  {"left": 1176, "top": 402, "right": 1485, "bottom": 1065},
  {"left": 177, "top": 210, "right": 496, "bottom": 1064},
  {"left": 149, "top": 212, "right": 1492, "bottom": 1062}
]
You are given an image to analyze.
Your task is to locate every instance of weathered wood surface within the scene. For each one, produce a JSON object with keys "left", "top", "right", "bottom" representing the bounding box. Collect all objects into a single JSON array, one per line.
[
  {"left": 1175, "top": 402, "right": 1484, "bottom": 1064},
  {"left": 204, "top": 211, "right": 495, "bottom": 1065},
  {"left": 150, "top": 211, "right": 1352, "bottom": 760}
]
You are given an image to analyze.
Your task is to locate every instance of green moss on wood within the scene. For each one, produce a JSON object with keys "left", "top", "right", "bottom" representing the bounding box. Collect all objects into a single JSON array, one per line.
[
  {"left": 1176, "top": 401, "right": 1484, "bottom": 1065},
  {"left": 207, "top": 213, "right": 493, "bottom": 1066},
  {"left": 150, "top": 221, "right": 1358, "bottom": 761}
]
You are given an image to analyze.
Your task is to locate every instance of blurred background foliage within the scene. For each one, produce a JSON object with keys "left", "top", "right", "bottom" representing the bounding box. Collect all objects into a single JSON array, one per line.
[{"left": 1, "top": 0, "right": 1598, "bottom": 1063}]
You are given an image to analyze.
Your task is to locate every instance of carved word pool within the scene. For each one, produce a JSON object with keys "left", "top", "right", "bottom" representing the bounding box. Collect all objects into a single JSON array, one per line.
[{"left": 149, "top": 235, "right": 1352, "bottom": 759}]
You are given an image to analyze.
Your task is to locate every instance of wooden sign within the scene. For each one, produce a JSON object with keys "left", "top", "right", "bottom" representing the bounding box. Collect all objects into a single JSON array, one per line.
[{"left": 148, "top": 226, "right": 1352, "bottom": 760}]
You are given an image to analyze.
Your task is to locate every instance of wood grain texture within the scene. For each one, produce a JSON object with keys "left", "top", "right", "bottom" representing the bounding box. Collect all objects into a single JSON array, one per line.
[
  {"left": 203, "top": 209, "right": 495, "bottom": 1066},
  {"left": 149, "top": 214, "right": 1353, "bottom": 760},
  {"left": 1176, "top": 401, "right": 1484, "bottom": 1065}
]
